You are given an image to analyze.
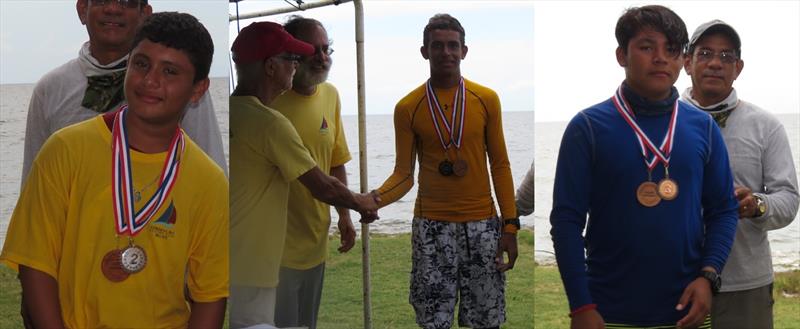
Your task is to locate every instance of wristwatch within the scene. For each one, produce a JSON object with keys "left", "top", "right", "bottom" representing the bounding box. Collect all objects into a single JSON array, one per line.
[
  {"left": 700, "top": 270, "right": 721, "bottom": 295},
  {"left": 753, "top": 194, "right": 767, "bottom": 217},
  {"left": 503, "top": 218, "right": 520, "bottom": 234}
]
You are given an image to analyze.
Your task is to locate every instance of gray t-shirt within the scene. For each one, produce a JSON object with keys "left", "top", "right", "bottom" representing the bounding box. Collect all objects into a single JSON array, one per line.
[
  {"left": 22, "top": 45, "right": 227, "bottom": 186},
  {"left": 683, "top": 87, "right": 799, "bottom": 292}
]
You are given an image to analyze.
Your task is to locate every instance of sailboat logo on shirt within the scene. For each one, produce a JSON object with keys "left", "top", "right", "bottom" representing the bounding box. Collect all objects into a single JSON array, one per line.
[
  {"left": 320, "top": 117, "right": 329, "bottom": 135},
  {"left": 153, "top": 202, "right": 177, "bottom": 228}
]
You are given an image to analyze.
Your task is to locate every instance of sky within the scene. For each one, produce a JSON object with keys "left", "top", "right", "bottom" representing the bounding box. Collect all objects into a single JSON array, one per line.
[
  {"left": 0, "top": 0, "right": 230, "bottom": 84},
  {"left": 228, "top": 0, "right": 535, "bottom": 116},
  {"left": 534, "top": 0, "right": 800, "bottom": 122},
  {"left": 2, "top": 1, "right": 796, "bottom": 120}
]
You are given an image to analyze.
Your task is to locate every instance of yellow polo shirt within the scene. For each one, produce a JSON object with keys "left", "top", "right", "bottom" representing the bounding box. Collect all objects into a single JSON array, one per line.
[{"left": 271, "top": 83, "right": 351, "bottom": 270}]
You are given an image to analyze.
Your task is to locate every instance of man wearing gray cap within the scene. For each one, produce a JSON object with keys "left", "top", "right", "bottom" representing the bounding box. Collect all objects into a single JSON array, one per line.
[
  {"left": 682, "top": 20, "right": 799, "bottom": 329},
  {"left": 228, "top": 21, "right": 378, "bottom": 328}
]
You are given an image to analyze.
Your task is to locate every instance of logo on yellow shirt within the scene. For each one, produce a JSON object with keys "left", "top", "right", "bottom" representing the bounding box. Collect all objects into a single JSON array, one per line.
[
  {"left": 320, "top": 117, "right": 329, "bottom": 135},
  {"left": 150, "top": 202, "right": 177, "bottom": 239}
]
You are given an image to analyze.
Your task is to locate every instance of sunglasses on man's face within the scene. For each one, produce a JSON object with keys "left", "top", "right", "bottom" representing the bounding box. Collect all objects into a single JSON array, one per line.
[{"left": 90, "top": 0, "right": 143, "bottom": 9}]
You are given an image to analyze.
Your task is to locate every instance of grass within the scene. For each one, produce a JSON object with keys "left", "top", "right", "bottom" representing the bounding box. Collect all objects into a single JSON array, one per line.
[
  {"left": 0, "top": 230, "right": 534, "bottom": 329},
  {"left": 534, "top": 265, "right": 800, "bottom": 329},
  {"left": 318, "top": 230, "right": 535, "bottom": 328}
]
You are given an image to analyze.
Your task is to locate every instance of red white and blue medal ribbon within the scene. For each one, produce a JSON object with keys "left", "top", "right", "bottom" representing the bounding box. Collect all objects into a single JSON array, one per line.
[
  {"left": 611, "top": 85, "right": 679, "bottom": 171},
  {"left": 111, "top": 105, "right": 184, "bottom": 236},
  {"left": 425, "top": 77, "right": 466, "bottom": 151}
]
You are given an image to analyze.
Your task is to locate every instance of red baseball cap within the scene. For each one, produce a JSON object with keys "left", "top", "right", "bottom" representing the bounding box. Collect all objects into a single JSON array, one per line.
[{"left": 231, "top": 21, "right": 314, "bottom": 64}]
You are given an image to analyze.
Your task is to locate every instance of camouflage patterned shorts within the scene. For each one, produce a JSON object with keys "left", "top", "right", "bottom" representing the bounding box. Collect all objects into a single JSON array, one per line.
[{"left": 410, "top": 217, "right": 505, "bottom": 329}]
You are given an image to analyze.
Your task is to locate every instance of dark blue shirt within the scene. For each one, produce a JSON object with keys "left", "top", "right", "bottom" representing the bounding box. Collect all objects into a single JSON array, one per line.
[{"left": 550, "top": 87, "right": 738, "bottom": 326}]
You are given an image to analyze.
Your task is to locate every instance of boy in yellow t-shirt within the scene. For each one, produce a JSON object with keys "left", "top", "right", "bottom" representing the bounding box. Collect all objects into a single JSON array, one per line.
[{"left": 0, "top": 12, "right": 228, "bottom": 328}]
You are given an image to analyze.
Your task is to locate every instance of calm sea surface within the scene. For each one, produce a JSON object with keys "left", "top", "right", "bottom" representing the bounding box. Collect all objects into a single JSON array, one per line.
[
  {"left": 2, "top": 82, "right": 796, "bottom": 271},
  {"left": 534, "top": 114, "right": 800, "bottom": 272},
  {"left": 0, "top": 81, "right": 535, "bottom": 243}
]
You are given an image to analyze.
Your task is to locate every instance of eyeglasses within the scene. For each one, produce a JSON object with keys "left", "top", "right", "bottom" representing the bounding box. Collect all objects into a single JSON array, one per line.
[
  {"left": 314, "top": 45, "right": 334, "bottom": 56},
  {"left": 90, "top": 0, "right": 142, "bottom": 9},
  {"left": 695, "top": 49, "right": 739, "bottom": 64},
  {"left": 277, "top": 54, "right": 302, "bottom": 62}
]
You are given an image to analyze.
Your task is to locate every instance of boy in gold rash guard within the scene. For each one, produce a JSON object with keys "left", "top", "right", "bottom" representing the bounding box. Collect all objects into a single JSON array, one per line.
[{"left": 372, "top": 14, "right": 518, "bottom": 329}]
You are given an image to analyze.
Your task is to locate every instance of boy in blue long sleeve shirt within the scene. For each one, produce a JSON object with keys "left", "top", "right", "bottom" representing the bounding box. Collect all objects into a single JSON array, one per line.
[{"left": 550, "top": 5, "right": 738, "bottom": 329}]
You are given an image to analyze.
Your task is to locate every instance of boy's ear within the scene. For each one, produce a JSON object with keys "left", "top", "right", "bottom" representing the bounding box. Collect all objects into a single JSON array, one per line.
[{"left": 189, "top": 78, "right": 210, "bottom": 105}]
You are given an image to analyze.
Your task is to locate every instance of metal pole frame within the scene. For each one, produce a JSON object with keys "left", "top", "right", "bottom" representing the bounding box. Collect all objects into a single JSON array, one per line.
[{"left": 229, "top": 1, "right": 372, "bottom": 327}]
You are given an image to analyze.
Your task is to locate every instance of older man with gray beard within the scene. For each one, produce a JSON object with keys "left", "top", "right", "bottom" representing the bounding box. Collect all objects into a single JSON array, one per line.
[{"left": 269, "top": 15, "right": 352, "bottom": 329}]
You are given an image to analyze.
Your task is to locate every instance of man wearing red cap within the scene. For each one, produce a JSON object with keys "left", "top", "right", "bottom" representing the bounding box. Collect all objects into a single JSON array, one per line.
[
  {"left": 270, "top": 16, "right": 354, "bottom": 329},
  {"left": 228, "top": 21, "right": 378, "bottom": 329}
]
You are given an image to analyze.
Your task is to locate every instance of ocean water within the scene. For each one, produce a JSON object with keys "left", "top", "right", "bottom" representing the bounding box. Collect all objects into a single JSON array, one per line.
[
  {"left": 334, "top": 111, "right": 536, "bottom": 234},
  {"left": 0, "top": 81, "right": 535, "bottom": 246},
  {"left": 0, "top": 78, "right": 230, "bottom": 247},
  {"left": 534, "top": 114, "right": 800, "bottom": 272}
]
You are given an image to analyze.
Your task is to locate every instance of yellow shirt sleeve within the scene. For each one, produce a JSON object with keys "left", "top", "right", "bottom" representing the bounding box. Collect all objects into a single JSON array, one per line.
[
  {"left": 1, "top": 133, "right": 71, "bottom": 278},
  {"left": 484, "top": 91, "right": 517, "bottom": 220},
  {"left": 376, "top": 94, "right": 418, "bottom": 207}
]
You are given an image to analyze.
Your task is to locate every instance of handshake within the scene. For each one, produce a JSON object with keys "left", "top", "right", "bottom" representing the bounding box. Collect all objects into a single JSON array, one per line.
[{"left": 353, "top": 190, "right": 381, "bottom": 223}]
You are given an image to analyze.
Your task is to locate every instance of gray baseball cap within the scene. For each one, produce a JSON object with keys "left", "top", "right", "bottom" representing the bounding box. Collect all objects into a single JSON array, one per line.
[{"left": 689, "top": 19, "right": 741, "bottom": 55}]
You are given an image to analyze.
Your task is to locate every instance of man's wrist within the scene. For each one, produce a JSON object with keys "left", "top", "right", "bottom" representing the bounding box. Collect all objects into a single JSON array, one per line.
[
  {"left": 502, "top": 217, "right": 520, "bottom": 234},
  {"left": 569, "top": 303, "right": 597, "bottom": 317}
]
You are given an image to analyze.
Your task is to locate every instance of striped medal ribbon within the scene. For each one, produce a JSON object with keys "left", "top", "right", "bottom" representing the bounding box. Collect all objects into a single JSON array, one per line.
[
  {"left": 425, "top": 78, "right": 468, "bottom": 176},
  {"left": 611, "top": 85, "right": 680, "bottom": 206}
]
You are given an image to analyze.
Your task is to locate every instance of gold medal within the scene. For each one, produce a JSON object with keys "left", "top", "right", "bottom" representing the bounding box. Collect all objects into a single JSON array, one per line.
[
  {"left": 101, "top": 249, "right": 129, "bottom": 282},
  {"left": 120, "top": 244, "right": 147, "bottom": 273},
  {"left": 452, "top": 159, "right": 468, "bottom": 177},
  {"left": 636, "top": 181, "right": 661, "bottom": 207},
  {"left": 657, "top": 178, "right": 678, "bottom": 200}
]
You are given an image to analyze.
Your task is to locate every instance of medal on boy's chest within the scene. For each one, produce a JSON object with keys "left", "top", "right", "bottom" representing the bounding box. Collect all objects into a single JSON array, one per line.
[
  {"left": 102, "top": 106, "right": 184, "bottom": 282},
  {"left": 426, "top": 78, "right": 468, "bottom": 177},
  {"left": 612, "top": 85, "right": 680, "bottom": 207}
]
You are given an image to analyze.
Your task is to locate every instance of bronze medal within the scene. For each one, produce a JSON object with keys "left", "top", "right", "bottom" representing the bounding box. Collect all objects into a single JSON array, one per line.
[
  {"left": 636, "top": 181, "right": 661, "bottom": 207},
  {"left": 452, "top": 159, "right": 468, "bottom": 177},
  {"left": 101, "top": 249, "right": 129, "bottom": 282},
  {"left": 438, "top": 160, "right": 454, "bottom": 176},
  {"left": 120, "top": 245, "right": 147, "bottom": 273},
  {"left": 657, "top": 178, "right": 678, "bottom": 200}
]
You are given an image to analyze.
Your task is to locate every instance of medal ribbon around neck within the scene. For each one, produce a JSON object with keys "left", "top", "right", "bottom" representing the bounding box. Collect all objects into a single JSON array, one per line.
[
  {"left": 425, "top": 78, "right": 467, "bottom": 151},
  {"left": 112, "top": 105, "right": 184, "bottom": 236},
  {"left": 611, "top": 85, "right": 679, "bottom": 171}
]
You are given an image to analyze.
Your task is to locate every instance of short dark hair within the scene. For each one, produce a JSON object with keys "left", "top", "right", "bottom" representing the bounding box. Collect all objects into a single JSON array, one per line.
[
  {"left": 131, "top": 12, "right": 213, "bottom": 82},
  {"left": 615, "top": 5, "right": 687, "bottom": 54},
  {"left": 284, "top": 15, "right": 325, "bottom": 38},
  {"left": 423, "top": 14, "right": 465, "bottom": 47}
]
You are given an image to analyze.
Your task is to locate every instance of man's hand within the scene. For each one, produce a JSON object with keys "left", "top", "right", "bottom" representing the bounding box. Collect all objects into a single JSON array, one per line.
[
  {"left": 495, "top": 232, "right": 518, "bottom": 272},
  {"left": 337, "top": 217, "right": 357, "bottom": 253},
  {"left": 675, "top": 276, "right": 712, "bottom": 329},
  {"left": 734, "top": 185, "right": 757, "bottom": 218},
  {"left": 571, "top": 309, "right": 605, "bottom": 329},
  {"left": 358, "top": 191, "right": 381, "bottom": 224}
]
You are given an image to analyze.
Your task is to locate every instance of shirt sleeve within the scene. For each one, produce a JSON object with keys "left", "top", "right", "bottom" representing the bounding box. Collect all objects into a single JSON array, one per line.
[
  {"left": 484, "top": 94, "right": 517, "bottom": 220},
  {"left": 375, "top": 103, "right": 416, "bottom": 207},
  {"left": 750, "top": 123, "right": 799, "bottom": 230},
  {"left": 181, "top": 91, "right": 228, "bottom": 176},
  {"left": 550, "top": 113, "right": 595, "bottom": 311},
  {"left": 330, "top": 93, "right": 351, "bottom": 168},
  {"left": 2, "top": 134, "right": 72, "bottom": 278},
  {"left": 516, "top": 160, "right": 535, "bottom": 217},
  {"left": 186, "top": 172, "right": 229, "bottom": 302},
  {"left": 268, "top": 116, "right": 317, "bottom": 183},
  {"left": 700, "top": 118, "right": 739, "bottom": 273},
  {"left": 21, "top": 82, "right": 50, "bottom": 187}
]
